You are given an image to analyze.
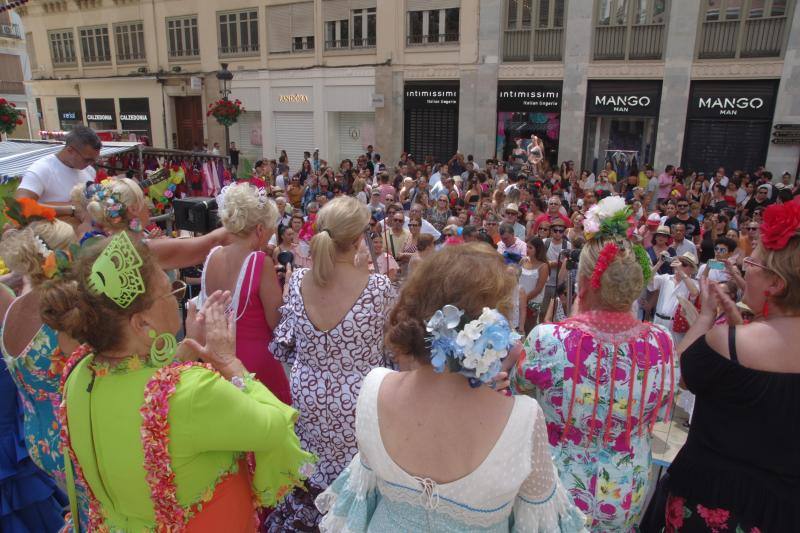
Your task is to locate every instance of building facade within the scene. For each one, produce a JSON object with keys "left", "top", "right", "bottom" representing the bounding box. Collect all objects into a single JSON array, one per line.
[
  {"left": 17, "top": 0, "right": 800, "bottom": 176},
  {"left": 1, "top": 6, "right": 36, "bottom": 139}
]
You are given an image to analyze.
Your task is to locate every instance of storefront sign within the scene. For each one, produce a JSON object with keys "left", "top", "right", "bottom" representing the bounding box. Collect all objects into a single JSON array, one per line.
[
  {"left": 404, "top": 83, "right": 460, "bottom": 108},
  {"left": 497, "top": 83, "right": 562, "bottom": 112},
  {"left": 119, "top": 98, "right": 151, "bottom": 140},
  {"left": 56, "top": 97, "right": 82, "bottom": 129},
  {"left": 278, "top": 93, "right": 309, "bottom": 104},
  {"left": 85, "top": 98, "right": 116, "bottom": 129},
  {"left": 586, "top": 81, "right": 661, "bottom": 117},
  {"left": 687, "top": 80, "right": 778, "bottom": 120}
]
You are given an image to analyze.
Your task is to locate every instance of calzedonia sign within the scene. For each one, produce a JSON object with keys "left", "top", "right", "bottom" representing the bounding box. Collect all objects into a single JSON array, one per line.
[
  {"left": 404, "top": 82, "right": 460, "bottom": 108},
  {"left": 497, "top": 83, "right": 562, "bottom": 112},
  {"left": 586, "top": 80, "right": 662, "bottom": 117},
  {"left": 687, "top": 81, "right": 777, "bottom": 120}
]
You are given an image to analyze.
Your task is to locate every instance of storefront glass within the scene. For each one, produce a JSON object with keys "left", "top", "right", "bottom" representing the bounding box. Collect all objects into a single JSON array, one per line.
[
  {"left": 404, "top": 82, "right": 459, "bottom": 165},
  {"left": 56, "top": 97, "right": 83, "bottom": 131},
  {"left": 119, "top": 98, "right": 152, "bottom": 143},
  {"left": 85, "top": 98, "right": 117, "bottom": 132},
  {"left": 496, "top": 82, "right": 562, "bottom": 170},
  {"left": 582, "top": 80, "right": 662, "bottom": 175}
]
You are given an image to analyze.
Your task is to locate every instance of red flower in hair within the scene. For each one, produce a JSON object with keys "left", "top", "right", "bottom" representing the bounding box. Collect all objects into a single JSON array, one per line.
[
  {"left": 760, "top": 199, "right": 800, "bottom": 251},
  {"left": 591, "top": 242, "right": 619, "bottom": 289}
]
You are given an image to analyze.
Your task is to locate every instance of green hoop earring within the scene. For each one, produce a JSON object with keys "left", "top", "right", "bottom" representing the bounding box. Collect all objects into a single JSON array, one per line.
[{"left": 149, "top": 330, "right": 177, "bottom": 367}]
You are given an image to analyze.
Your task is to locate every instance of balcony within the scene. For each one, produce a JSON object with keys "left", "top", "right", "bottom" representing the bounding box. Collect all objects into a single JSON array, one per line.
[
  {"left": 168, "top": 49, "right": 200, "bottom": 61},
  {"left": 0, "top": 23, "right": 21, "bottom": 39},
  {"left": 218, "top": 43, "right": 260, "bottom": 58},
  {"left": 406, "top": 33, "right": 459, "bottom": 46},
  {"left": 699, "top": 16, "right": 788, "bottom": 59},
  {"left": 117, "top": 52, "right": 147, "bottom": 64},
  {"left": 325, "top": 37, "right": 377, "bottom": 50},
  {"left": 0, "top": 80, "right": 24, "bottom": 94},
  {"left": 594, "top": 23, "right": 664, "bottom": 60},
  {"left": 502, "top": 27, "right": 564, "bottom": 62}
]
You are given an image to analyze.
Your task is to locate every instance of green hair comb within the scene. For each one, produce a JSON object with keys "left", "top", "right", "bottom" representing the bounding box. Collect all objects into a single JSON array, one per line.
[{"left": 88, "top": 232, "right": 146, "bottom": 308}]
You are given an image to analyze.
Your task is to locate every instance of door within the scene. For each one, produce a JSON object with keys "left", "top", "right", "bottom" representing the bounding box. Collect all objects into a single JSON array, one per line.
[
  {"left": 683, "top": 119, "right": 771, "bottom": 175},
  {"left": 404, "top": 107, "right": 458, "bottom": 165},
  {"left": 273, "top": 111, "right": 314, "bottom": 171},
  {"left": 174, "top": 96, "right": 203, "bottom": 150}
]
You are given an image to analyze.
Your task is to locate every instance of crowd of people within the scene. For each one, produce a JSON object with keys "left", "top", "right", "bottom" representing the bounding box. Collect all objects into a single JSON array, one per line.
[{"left": 0, "top": 125, "right": 798, "bottom": 532}]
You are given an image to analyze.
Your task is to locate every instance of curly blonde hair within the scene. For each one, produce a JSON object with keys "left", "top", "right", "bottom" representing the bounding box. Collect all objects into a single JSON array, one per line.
[
  {"left": 0, "top": 219, "right": 76, "bottom": 286},
  {"left": 578, "top": 239, "right": 644, "bottom": 311},
  {"left": 86, "top": 177, "right": 147, "bottom": 231},
  {"left": 218, "top": 183, "right": 279, "bottom": 236}
]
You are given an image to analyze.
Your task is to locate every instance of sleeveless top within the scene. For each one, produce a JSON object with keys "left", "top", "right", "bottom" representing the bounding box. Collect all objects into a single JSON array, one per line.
[
  {"left": 316, "top": 367, "right": 587, "bottom": 532},
  {"left": 520, "top": 265, "right": 544, "bottom": 304},
  {"left": 199, "top": 247, "right": 291, "bottom": 404}
]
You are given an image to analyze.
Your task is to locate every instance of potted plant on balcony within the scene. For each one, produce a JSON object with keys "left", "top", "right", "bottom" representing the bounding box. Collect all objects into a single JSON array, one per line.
[
  {"left": 207, "top": 98, "right": 244, "bottom": 127},
  {"left": 0, "top": 98, "right": 24, "bottom": 138}
]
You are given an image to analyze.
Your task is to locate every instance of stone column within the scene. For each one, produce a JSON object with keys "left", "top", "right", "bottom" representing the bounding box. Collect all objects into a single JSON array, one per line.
[
  {"left": 559, "top": 0, "right": 593, "bottom": 167},
  {"left": 766, "top": 5, "right": 800, "bottom": 178},
  {"left": 655, "top": 0, "right": 702, "bottom": 170}
]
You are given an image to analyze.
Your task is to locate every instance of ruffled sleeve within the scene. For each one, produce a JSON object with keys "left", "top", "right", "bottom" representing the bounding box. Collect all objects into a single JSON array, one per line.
[
  {"left": 512, "top": 402, "right": 587, "bottom": 532},
  {"left": 269, "top": 268, "right": 306, "bottom": 365},
  {"left": 315, "top": 453, "right": 379, "bottom": 533},
  {"left": 173, "top": 367, "right": 316, "bottom": 508}
]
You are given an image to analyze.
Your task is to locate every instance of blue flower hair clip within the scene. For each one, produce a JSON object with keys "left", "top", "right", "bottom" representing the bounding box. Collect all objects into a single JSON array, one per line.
[{"left": 425, "top": 305, "right": 521, "bottom": 388}]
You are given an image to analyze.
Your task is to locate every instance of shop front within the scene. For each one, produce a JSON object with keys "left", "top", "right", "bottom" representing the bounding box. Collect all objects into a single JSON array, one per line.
[
  {"left": 326, "top": 84, "right": 375, "bottom": 164},
  {"left": 119, "top": 98, "right": 152, "bottom": 143},
  {"left": 57, "top": 97, "right": 83, "bottom": 131},
  {"left": 84, "top": 98, "right": 117, "bottom": 134},
  {"left": 496, "top": 82, "right": 562, "bottom": 169},
  {"left": 403, "top": 81, "right": 459, "bottom": 164},
  {"left": 582, "top": 80, "right": 662, "bottom": 175},
  {"left": 271, "top": 86, "right": 314, "bottom": 169},
  {"left": 682, "top": 80, "right": 778, "bottom": 174}
]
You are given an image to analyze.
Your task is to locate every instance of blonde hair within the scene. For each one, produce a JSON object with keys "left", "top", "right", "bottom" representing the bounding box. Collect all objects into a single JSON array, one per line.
[
  {"left": 578, "top": 239, "right": 644, "bottom": 311},
  {"left": 86, "top": 177, "right": 147, "bottom": 231},
  {"left": 219, "top": 183, "right": 279, "bottom": 235},
  {"left": 310, "top": 196, "right": 369, "bottom": 286},
  {"left": 0, "top": 219, "right": 76, "bottom": 286},
  {"left": 758, "top": 237, "right": 800, "bottom": 312}
]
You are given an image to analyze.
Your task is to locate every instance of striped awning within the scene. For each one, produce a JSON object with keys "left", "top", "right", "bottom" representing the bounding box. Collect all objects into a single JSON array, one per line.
[{"left": 0, "top": 140, "right": 142, "bottom": 177}]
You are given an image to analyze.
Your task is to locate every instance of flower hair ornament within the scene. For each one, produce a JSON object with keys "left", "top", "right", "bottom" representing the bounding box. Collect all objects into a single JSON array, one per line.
[
  {"left": 88, "top": 231, "right": 146, "bottom": 309},
  {"left": 86, "top": 180, "right": 128, "bottom": 227},
  {"left": 583, "top": 196, "right": 653, "bottom": 283},
  {"left": 3, "top": 197, "right": 56, "bottom": 228},
  {"left": 760, "top": 198, "right": 800, "bottom": 251},
  {"left": 34, "top": 235, "right": 80, "bottom": 280},
  {"left": 425, "top": 305, "right": 520, "bottom": 388}
]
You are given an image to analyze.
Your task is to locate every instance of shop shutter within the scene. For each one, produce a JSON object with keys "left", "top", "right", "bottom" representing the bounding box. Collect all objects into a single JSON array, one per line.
[
  {"left": 291, "top": 2, "right": 315, "bottom": 38},
  {"left": 338, "top": 112, "right": 374, "bottom": 161},
  {"left": 683, "top": 119, "right": 771, "bottom": 175},
  {"left": 273, "top": 111, "right": 314, "bottom": 172},
  {"left": 407, "top": 0, "right": 459, "bottom": 11},
  {"left": 267, "top": 5, "right": 292, "bottom": 52},
  {"left": 236, "top": 111, "right": 263, "bottom": 166},
  {"left": 404, "top": 107, "right": 459, "bottom": 165}
]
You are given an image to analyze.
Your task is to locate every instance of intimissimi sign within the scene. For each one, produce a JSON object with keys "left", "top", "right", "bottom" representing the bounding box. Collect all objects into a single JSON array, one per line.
[
  {"left": 586, "top": 80, "right": 662, "bottom": 117},
  {"left": 497, "top": 82, "right": 562, "bottom": 112},
  {"left": 688, "top": 80, "right": 777, "bottom": 120},
  {"left": 404, "top": 82, "right": 460, "bottom": 108}
]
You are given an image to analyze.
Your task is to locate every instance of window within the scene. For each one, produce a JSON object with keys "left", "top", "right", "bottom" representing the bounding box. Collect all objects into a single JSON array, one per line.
[
  {"left": 218, "top": 9, "right": 259, "bottom": 56},
  {"left": 699, "top": 0, "right": 793, "bottom": 58},
  {"left": 325, "top": 19, "right": 349, "bottom": 49},
  {"left": 352, "top": 7, "right": 376, "bottom": 47},
  {"left": 293, "top": 36, "right": 314, "bottom": 51},
  {"left": 507, "top": 0, "right": 533, "bottom": 27},
  {"left": 49, "top": 29, "right": 76, "bottom": 66},
  {"left": 705, "top": 0, "right": 789, "bottom": 20},
  {"left": 594, "top": 0, "right": 668, "bottom": 60},
  {"left": 407, "top": 8, "right": 460, "bottom": 45},
  {"left": 167, "top": 15, "right": 199, "bottom": 59},
  {"left": 79, "top": 25, "right": 111, "bottom": 64},
  {"left": 114, "top": 21, "right": 145, "bottom": 62}
]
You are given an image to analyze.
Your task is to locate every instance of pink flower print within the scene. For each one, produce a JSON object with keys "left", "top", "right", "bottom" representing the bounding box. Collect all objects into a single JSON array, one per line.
[
  {"left": 666, "top": 496, "right": 687, "bottom": 530},
  {"left": 598, "top": 502, "right": 617, "bottom": 521},
  {"left": 524, "top": 366, "right": 553, "bottom": 388},
  {"left": 550, "top": 392, "right": 563, "bottom": 407},
  {"left": 697, "top": 504, "right": 730, "bottom": 532},
  {"left": 621, "top": 491, "right": 632, "bottom": 511}
]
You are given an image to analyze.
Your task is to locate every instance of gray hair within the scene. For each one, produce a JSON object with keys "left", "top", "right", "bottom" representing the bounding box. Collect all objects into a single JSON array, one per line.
[
  {"left": 65, "top": 125, "right": 102, "bottom": 151},
  {"left": 499, "top": 222, "right": 516, "bottom": 236}
]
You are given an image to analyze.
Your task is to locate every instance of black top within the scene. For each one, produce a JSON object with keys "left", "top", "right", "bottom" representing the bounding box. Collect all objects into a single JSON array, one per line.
[
  {"left": 665, "top": 215, "right": 701, "bottom": 238},
  {"left": 668, "top": 331, "right": 800, "bottom": 532}
]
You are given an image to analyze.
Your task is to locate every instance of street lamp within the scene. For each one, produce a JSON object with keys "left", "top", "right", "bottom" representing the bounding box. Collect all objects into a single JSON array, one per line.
[{"left": 216, "top": 62, "right": 233, "bottom": 156}]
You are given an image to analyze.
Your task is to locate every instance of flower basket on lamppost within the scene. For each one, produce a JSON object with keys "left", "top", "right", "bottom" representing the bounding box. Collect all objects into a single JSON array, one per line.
[
  {"left": 213, "top": 63, "right": 237, "bottom": 156},
  {"left": 0, "top": 98, "right": 25, "bottom": 138}
]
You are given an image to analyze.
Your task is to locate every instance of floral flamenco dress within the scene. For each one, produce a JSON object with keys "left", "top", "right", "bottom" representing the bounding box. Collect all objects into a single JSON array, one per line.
[
  {"left": 1, "top": 317, "right": 92, "bottom": 527},
  {"left": 511, "top": 311, "right": 676, "bottom": 532},
  {"left": 59, "top": 347, "right": 315, "bottom": 532}
]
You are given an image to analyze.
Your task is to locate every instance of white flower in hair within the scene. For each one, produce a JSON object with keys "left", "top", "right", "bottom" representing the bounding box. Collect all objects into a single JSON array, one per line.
[
  {"left": 33, "top": 236, "right": 50, "bottom": 258},
  {"left": 596, "top": 196, "right": 627, "bottom": 219}
]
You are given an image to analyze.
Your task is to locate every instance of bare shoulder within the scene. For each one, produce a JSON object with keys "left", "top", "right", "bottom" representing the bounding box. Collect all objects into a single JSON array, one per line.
[{"left": 704, "top": 322, "right": 731, "bottom": 359}]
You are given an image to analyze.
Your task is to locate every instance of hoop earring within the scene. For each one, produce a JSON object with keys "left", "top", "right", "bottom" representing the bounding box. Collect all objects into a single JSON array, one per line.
[
  {"left": 762, "top": 290, "right": 770, "bottom": 319},
  {"left": 149, "top": 330, "right": 177, "bottom": 367}
]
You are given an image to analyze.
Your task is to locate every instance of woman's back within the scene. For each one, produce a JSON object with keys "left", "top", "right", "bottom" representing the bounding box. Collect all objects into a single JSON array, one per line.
[{"left": 317, "top": 368, "right": 586, "bottom": 532}]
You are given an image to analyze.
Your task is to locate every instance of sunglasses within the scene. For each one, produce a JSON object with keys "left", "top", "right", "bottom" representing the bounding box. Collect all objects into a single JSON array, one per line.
[
  {"left": 551, "top": 228, "right": 565, "bottom": 234},
  {"left": 160, "top": 280, "right": 187, "bottom": 302},
  {"left": 393, "top": 218, "right": 405, "bottom": 223},
  {"left": 746, "top": 226, "right": 759, "bottom": 231},
  {"left": 408, "top": 223, "right": 420, "bottom": 227},
  {"left": 714, "top": 247, "right": 729, "bottom": 253},
  {"left": 677, "top": 204, "right": 689, "bottom": 208}
]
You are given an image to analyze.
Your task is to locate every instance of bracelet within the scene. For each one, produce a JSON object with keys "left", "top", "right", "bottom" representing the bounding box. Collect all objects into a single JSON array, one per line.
[{"left": 230, "top": 376, "right": 245, "bottom": 390}]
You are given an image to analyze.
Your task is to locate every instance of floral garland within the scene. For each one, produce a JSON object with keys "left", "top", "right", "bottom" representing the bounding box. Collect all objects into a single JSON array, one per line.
[
  {"left": 57, "top": 345, "right": 109, "bottom": 533},
  {"left": 140, "top": 362, "right": 212, "bottom": 531},
  {"left": 760, "top": 199, "right": 800, "bottom": 251},
  {"left": 426, "top": 305, "right": 520, "bottom": 387},
  {"left": 583, "top": 196, "right": 634, "bottom": 241},
  {"left": 86, "top": 181, "right": 127, "bottom": 225},
  {"left": 0, "top": 97, "right": 25, "bottom": 135},
  {"left": 207, "top": 98, "right": 244, "bottom": 127},
  {"left": 632, "top": 243, "right": 654, "bottom": 283},
  {"left": 590, "top": 242, "right": 619, "bottom": 289}
]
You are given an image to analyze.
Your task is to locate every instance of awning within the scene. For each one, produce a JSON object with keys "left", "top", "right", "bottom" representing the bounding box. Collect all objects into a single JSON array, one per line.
[{"left": 0, "top": 140, "right": 142, "bottom": 177}]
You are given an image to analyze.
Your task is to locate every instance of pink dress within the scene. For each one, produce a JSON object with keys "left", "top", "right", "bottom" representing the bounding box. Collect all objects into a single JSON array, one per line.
[{"left": 200, "top": 248, "right": 291, "bottom": 405}]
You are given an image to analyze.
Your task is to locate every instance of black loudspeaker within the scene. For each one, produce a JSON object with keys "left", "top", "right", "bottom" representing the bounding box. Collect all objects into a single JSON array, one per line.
[{"left": 173, "top": 197, "right": 219, "bottom": 233}]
